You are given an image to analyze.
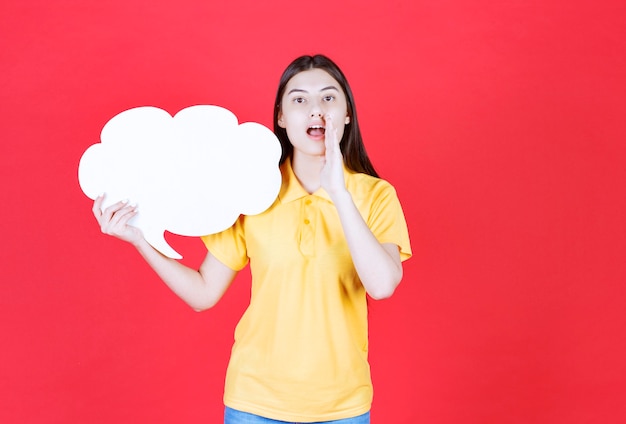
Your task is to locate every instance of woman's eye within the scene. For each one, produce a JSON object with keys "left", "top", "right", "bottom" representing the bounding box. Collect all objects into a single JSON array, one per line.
[
  {"left": 293, "top": 97, "right": 306, "bottom": 104},
  {"left": 323, "top": 95, "right": 335, "bottom": 102}
]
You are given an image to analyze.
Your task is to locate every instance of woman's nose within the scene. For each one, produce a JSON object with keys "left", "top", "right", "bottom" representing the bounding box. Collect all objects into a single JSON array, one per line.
[{"left": 310, "top": 102, "right": 324, "bottom": 117}]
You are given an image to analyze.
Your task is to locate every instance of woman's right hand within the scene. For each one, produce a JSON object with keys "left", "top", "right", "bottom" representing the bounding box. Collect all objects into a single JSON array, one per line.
[{"left": 92, "top": 195, "right": 143, "bottom": 246}]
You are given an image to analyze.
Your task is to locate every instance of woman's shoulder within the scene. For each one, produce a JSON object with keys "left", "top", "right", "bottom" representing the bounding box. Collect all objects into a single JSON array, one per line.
[{"left": 345, "top": 171, "right": 397, "bottom": 200}]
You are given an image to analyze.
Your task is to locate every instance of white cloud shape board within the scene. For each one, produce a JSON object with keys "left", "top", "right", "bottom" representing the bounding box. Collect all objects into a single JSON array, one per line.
[{"left": 78, "top": 105, "right": 282, "bottom": 259}]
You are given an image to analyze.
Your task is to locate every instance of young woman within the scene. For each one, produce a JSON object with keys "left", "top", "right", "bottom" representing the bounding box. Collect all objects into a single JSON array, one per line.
[{"left": 93, "top": 54, "right": 411, "bottom": 423}]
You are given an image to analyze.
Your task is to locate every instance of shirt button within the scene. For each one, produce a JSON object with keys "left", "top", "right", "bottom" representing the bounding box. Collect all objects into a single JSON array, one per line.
[
  {"left": 305, "top": 199, "right": 312, "bottom": 205},
  {"left": 304, "top": 219, "right": 310, "bottom": 225}
]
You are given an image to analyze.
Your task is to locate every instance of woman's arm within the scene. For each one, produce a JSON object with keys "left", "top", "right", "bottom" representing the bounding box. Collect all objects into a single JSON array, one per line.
[
  {"left": 330, "top": 192, "right": 403, "bottom": 300},
  {"left": 93, "top": 196, "right": 238, "bottom": 311},
  {"left": 321, "top": 117, "right": 403, "bottom": 300}
]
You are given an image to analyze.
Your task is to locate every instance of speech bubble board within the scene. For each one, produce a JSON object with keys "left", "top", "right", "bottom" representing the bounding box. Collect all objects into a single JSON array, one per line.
[{"left": 78, "top": 105, "right": 282, "bottom": 259}]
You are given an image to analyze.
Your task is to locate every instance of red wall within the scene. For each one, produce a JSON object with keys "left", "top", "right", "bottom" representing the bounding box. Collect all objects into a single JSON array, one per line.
[{"left": 2, "top": 1, "right": 625, "bottom": 422}]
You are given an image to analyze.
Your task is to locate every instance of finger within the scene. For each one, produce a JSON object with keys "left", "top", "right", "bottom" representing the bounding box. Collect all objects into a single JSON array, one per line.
[
  {"left": 108, "top": 203, "right": 137, "bottom": 228},
  {"left": 104, "top": 206, "right": 138, "bottom": 236},
  {"left": 324, "top": 114, "right": 337, "bottom": 153},
  {"left": 102, "top": 199, "right": 129, "bottom": 217},
  {"left": 329, "top": 115, "right": 342, "bottom": 144},
  {"left": 324, "top": 113, "right": 333, "bottom": 128},
  {"left": 99, "top": 200, "right": 131, "bottom": 228},
  {"left": 92, "top": 194, "right": 105, "bottom": 219}
]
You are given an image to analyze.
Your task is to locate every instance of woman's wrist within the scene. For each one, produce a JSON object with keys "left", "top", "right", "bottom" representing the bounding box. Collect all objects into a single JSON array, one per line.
[{"left": 329, "top": 188, "right": 352, "bottom": 207}]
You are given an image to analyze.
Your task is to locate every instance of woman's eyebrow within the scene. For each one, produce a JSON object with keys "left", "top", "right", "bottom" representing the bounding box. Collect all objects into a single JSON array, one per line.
[{"left": 287, "top": 86, "right": 339, "bottom": 95}]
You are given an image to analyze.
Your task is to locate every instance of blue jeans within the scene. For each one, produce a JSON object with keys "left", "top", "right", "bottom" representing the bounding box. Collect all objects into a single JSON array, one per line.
[{"left": 224, "top": 406, "right": 370, "bottom": 424}]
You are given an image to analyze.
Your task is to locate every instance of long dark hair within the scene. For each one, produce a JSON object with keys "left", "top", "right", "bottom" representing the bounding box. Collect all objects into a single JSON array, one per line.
[{"left": 273, "top": 55, "right": 379, "bottom": 178}]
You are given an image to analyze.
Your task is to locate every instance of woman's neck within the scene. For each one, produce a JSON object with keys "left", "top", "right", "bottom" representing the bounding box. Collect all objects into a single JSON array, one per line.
[{"left": 291, "top": 153, "right": 324, "bottom": 194}]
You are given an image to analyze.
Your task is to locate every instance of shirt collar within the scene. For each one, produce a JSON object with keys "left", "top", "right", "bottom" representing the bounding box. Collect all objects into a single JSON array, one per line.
[{"left": 278, "top": 157, "right": 352, "bottom": 204}]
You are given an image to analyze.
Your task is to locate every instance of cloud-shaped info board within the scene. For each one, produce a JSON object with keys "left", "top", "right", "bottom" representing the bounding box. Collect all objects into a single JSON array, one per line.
[{"left": 78, "top": 105, "right": 282, "bottom": 259}]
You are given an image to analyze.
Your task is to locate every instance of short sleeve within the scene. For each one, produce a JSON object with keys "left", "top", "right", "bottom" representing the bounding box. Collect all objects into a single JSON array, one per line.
[
  {"left": 367, "top": 182, "right": 412, "bottom": 262},
  {"left": 200, "top": 217, "right": 249, "bottom": 271}
]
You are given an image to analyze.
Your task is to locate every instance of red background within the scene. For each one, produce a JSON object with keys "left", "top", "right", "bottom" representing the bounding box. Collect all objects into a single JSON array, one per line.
[{"left": 2, "top": 0, "right": 625, "bottom": 422}]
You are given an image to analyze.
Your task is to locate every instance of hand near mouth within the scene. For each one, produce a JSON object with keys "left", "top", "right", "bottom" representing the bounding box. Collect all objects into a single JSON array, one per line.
[{"left": 320, "top": 114, "right": 347, "bottom": 197}]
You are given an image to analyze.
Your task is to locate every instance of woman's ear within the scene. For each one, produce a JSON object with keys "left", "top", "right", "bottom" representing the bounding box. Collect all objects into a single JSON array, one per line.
[
  {"left": 345, "top": 116, "right": 350, "bottom": 125},
  {"left": 278, "top": 112, "right": 286, "bottom": 128}
]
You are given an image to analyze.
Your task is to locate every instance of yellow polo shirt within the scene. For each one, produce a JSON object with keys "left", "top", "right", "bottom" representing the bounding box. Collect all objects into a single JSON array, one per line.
[{"left": 201, "top": 158, "right": 411, "bottom": 422}]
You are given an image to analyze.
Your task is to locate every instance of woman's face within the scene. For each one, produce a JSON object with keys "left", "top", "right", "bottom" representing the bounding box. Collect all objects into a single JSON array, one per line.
[{"left": 278, "top": 68, "right": 350, "bottom": 161}]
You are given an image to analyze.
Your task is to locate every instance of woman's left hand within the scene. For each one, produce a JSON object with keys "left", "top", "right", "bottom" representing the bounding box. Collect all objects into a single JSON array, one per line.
[{"left": 320, "top": 114, "right": 347, "bottom": 196}]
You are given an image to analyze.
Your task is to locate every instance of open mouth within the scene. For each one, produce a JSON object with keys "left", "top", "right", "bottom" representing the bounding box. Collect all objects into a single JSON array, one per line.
[{"left": 307, "top": 125, "right": 326, "bottom": 137}]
